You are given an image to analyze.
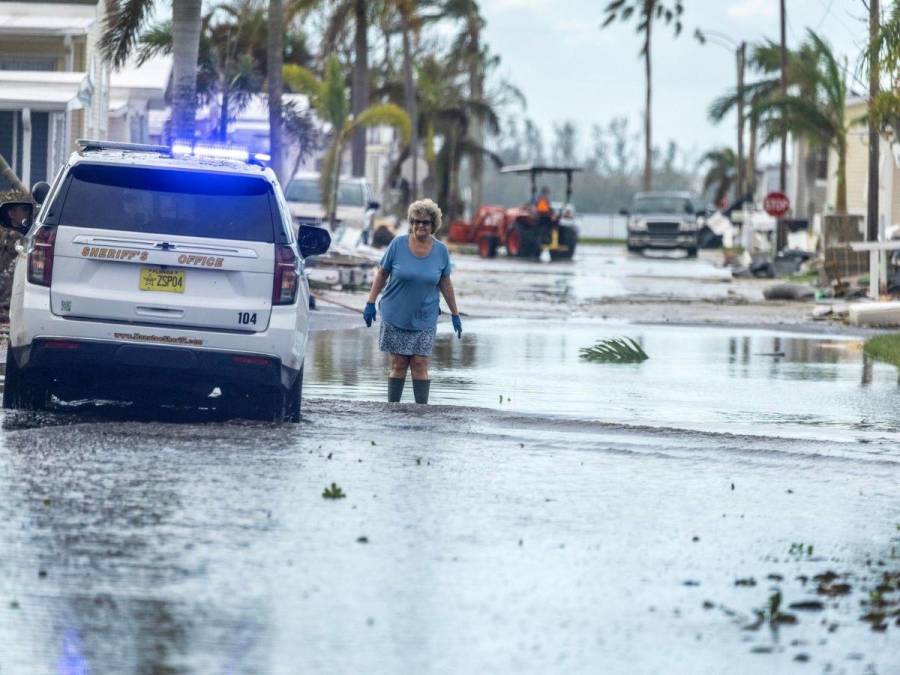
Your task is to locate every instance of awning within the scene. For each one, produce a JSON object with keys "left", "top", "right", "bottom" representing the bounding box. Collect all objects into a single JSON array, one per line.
[
  {"left": 0, "top": 71, "right": 86, "bottom": 111},
  {"left": 0, "top": 1, "right": 97, "bottom": 36}
]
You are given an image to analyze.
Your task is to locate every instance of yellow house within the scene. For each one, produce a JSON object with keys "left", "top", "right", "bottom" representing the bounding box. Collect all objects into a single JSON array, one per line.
[{"left": 825, "top": 97, "right": 900, "bottom": 231}]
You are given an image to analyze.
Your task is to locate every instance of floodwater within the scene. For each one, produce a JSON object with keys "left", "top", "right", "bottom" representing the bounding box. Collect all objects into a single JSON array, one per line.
[
  {"left": 0, "top": 318, "right": 897, "bottom": 673},
  {"left": 307, "top": 318, "right": 900, "bottom": 444},
  {"left": 451, "top": 244, "right": 742, "bottom": 306},
  {"left": 0, "top": 399, "right": 897, "bottom": 674}
]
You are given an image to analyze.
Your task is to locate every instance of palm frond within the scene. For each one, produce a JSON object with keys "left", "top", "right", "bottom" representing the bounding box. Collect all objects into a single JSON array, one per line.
[
  {"left": 321, "top": 0, "right": 355, "bottom": 52},
  {"left": 135, "top": 20, "right": 173, "bottom": 65},
  {"left": 346, "top": 103, "right": 412, "bottom": 145},
  {"left": 579, "top": 337, "right": 648, "bottom": 364},
  {"left": 283, "top": 64, "right": 325, "bottom": 107},
  {"left": 101, "top": 0, "right": 155, "bottom": 68}
]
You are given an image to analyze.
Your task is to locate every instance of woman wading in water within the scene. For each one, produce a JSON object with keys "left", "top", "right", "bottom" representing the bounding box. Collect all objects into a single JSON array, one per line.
[{"left": 363, "top": 199, "right": 462, "bottom": 404}]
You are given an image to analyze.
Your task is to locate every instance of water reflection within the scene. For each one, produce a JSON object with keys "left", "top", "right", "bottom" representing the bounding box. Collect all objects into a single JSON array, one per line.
[
  {"left": 306, "top": 319, "right": 896, "bottom": 441},
  {"left": 0, "top": 425, "right": 290, "bottom": 674}
]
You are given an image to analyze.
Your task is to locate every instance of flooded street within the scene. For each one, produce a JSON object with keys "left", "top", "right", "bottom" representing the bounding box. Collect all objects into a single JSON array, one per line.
[
  {"left": 0, "top": 400, "right": 897, "bottom": 673},
  {"left": 308, "top": 318, "right": 900, "bottom": 443},
  {"left": 0, "top": 245, "right": 898, "bottom": 673}
]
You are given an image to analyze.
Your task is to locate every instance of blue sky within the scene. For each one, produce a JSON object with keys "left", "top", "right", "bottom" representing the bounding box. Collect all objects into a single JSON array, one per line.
[{"left": 480, "top": 0, "right": 869, "bottom": 164}]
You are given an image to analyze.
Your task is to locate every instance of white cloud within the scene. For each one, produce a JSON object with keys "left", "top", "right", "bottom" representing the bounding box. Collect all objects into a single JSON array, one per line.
[{"left": 727, "top": 0, "right": 777, "bottom": 19}]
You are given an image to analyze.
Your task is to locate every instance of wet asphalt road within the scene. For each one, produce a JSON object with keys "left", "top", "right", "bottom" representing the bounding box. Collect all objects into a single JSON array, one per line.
[
  {"left": 0, "top": 399, "right": 898, "bottom": 674},
  {"left": 0, "top": 248, "right": 898, "bottom": 673}
]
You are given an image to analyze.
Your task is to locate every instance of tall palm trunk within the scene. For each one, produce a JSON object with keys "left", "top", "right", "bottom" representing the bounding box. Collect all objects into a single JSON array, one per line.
[
  {"left": 835, "top": 141, "right": 847, "bottom": 215},
  {"left": 350, "top": 0, "right": 369, "bottom": 177},
  {"left": 401, "top": 19, "right": 418, "bottom": 201},
  {"left": 642, "top": 0, "right": 653, "bottom": 191},
  {"left": 748, "top": 116, "right": 758, "bottom": 196},
  {"left": 468, "top": 17, "right": 483, "bottom": 210},
  {"left": 171, "top": 0, "right": 203, "bottom": 142},
  {"left": 268, "top": 0, "right": 284, "bottom": 183}
]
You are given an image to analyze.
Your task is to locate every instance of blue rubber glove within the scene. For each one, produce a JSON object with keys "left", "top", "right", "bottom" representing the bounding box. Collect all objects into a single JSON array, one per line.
[
  {"left": 451, "top": 314, "right": 462, "bottom": 339},
  {"left": 363, "top": 302, "right": 377, "bottom": 327}
]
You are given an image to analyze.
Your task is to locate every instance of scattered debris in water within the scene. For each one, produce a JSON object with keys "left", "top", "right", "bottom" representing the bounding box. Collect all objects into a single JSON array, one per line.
[
  {"left": 579, "top": 337, "right": 648, "bottom": 363},
  {"left": 322, "top": 483, "right": 346, "bottom": 499}
]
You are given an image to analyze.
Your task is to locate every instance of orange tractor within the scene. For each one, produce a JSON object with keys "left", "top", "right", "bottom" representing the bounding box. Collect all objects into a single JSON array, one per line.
[{"left": 447, "top": 164, "right": 580, "bottom": 260}]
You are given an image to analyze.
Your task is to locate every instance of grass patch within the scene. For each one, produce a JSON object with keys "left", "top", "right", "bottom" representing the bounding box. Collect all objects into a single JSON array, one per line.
[
  {"left": 579, "top": 237, "right": 626, "bottom": 245},
  {"left": 786, "top": 270, "right": 819, "bottom": 284},
  {"left": 864, "top": 334, "right": 900, "bottom": 367}
]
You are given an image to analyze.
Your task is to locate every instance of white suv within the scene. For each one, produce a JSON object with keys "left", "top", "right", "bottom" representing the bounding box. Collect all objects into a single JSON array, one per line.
[{"left": 0, "top": 140, "right": 330, "bottom": 422}]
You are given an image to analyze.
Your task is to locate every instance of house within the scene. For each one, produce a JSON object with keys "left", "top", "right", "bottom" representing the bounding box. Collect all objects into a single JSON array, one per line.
[
  {"left": 0, "top": 0, "right": 167, "bottom": 191},
  {"left": 825, "top": 97, "right": 900, "bottom": 233}
]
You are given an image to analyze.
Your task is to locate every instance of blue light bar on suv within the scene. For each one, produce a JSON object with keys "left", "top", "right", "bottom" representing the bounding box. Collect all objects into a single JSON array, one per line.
[{"left": 171, "top": 142, "right": 271, "bottom": 164}]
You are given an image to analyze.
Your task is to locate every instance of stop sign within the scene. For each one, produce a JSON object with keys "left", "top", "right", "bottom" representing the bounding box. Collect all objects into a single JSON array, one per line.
[{"left": 764, "top": 191, "right": 791, "bottom": 217}]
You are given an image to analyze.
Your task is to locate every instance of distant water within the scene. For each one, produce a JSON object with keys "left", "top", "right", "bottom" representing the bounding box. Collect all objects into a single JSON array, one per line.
[{"left": 578, "top": 213, "right": 627, "bottom": 239}]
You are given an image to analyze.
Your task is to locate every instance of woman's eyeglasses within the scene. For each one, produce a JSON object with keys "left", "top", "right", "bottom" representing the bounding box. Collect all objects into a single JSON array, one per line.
[{"left": 410, "top": 219, "right": 433, "bottom": 227}]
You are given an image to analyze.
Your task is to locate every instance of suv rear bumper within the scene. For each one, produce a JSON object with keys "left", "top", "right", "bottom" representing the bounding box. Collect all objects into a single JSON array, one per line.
[{"left": 11, "top": 338, "right": 300, "bottom": 392}]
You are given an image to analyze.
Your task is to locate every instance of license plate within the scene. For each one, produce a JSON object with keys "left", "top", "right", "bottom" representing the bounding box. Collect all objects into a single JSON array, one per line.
[{"left": 139, "top": 267, "right": 185, "bottom": 293}]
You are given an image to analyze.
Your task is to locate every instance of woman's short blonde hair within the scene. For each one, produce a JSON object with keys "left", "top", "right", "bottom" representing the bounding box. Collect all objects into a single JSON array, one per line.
[{"left": 408, "top": 198, "right": 442, "bottom": 234}]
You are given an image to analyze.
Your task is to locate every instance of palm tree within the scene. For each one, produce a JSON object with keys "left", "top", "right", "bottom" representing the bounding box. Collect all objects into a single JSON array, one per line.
[
  {"left": 283, "top": 56, "right": 411, "bottom": 226},
  {"left": 318, "top": 0, "right": 373, "bottom": 177},
  {"left": 411, "top": 53, "right": 502, "bottom": 221},
  {"left": 138, "top": 3, "right": 265, "bottom": 141},
  {"left": 102, "top": 0, "right": 202, "bottom": 142},
  {"left": 439, "top": 0, "right": 487, "bottom": 209},
  {"left": 268, "top": 0, "right": 285, "bottom": 182},
  {"left": 753, "top": 31, "right": 851, "bottom": 214},
  {"left": 863, "top": 0, "right": 900, "bottom": 141},
  {"left": 601, "top": 0, "right": 685, "bottom": 191},
  {"left": 699, "top": 147, "right": 736, "bottom": 207},
  {"left": 708, "top": 79, "right": 780, "bottom": 197}
]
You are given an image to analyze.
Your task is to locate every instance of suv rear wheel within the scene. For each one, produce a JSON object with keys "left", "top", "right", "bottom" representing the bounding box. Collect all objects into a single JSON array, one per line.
[
  {"left": 225, "top": 367, "right": 302, "bottom": 423},
  {"left": 4, "top": 351, "right": 50, "bottom": 411}
]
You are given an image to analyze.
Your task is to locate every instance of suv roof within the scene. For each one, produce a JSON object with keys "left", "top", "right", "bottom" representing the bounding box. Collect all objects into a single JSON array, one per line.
[
  {"left": 288, "top": 171, "right": 368, "bottom": 183},
  {"left": 72, "top": 140, "right": 274, "bottom": 179}
]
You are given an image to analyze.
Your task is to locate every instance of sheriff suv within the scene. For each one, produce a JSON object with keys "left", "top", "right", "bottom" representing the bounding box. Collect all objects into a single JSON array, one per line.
[{"left": 0, "top": 140, "right": 330, "bottom": 422}]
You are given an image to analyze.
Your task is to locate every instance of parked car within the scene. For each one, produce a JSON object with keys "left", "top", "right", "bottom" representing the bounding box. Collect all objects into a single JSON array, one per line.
[
  {"left": 623, "top": 191, "right": 706, "bottom": 257},
  {"left": 283, "top": 172, "right": 379, "bottom": 238},
  {"left": 0, "top": 140, "right": 331, "bottom": 422}
]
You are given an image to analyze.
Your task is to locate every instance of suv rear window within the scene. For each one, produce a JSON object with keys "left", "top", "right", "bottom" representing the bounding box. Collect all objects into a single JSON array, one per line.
[{"left": 55, "top": 164, "right": 276, "bottom": 242}]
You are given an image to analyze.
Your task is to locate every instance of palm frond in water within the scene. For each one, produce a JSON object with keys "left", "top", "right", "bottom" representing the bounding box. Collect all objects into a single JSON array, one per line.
[{"left": 579, "top": 337, "right": 648, "bottom": 363}]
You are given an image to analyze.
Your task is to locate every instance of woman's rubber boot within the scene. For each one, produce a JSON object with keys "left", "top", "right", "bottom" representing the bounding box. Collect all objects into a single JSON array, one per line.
[
  {"left": 412, "top": 379, "right": 430, "bottom": 405},
  {"left": 388, "top": 377, "right": 405, "bottom": 403}
]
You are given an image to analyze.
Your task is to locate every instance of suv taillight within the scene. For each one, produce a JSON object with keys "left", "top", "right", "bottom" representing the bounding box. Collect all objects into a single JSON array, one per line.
[
  {"left": 273, "top": 244, "right": 299, "bottom": 305},
  {"left": 28, "top": 226, "right": 57, "bottom": 286}
]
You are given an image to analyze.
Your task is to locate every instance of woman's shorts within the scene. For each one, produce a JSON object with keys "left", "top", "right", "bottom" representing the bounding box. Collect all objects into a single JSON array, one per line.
[{"left": 379, "top": 320, "right": 436, "bottom": 356}]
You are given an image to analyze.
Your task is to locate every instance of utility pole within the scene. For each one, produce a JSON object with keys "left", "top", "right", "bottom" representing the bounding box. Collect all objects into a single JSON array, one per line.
[
  {"left": 867, "top": 0, "right": 880, "bottom": 241},
  {"left": 776, "top": 0, "right": 788, "bottom": 252},
  {"left": 736, "top": 41, "right": 746, "bottom": 200}
]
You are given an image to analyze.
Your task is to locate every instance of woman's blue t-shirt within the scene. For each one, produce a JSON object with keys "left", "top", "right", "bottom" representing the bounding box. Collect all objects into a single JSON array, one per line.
[{"left": 378, "top": 235, "right": 452, "bottom": 331}]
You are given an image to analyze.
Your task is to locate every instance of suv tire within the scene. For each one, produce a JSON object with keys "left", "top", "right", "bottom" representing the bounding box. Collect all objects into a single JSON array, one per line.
[
  {"left": 284, "top": 367, "right": 303, "bottom": 423},
  {"left": 4, "top": 350, "right": 49, "bottom": 411}
]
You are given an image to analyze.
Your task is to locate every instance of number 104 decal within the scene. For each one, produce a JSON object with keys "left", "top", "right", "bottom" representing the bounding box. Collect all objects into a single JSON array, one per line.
[{"left": 237, "top": 312, "right": 257, "bottom": 325}]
